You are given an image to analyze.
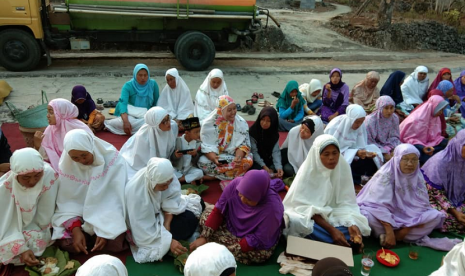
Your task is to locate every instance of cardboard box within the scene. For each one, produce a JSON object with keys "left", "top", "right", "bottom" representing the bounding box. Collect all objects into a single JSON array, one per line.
[{"left": 286, "top": 236, "right": 354, "bottom": 267}]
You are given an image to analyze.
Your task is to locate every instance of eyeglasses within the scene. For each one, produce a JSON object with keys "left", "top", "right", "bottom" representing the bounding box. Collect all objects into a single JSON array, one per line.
[{"left": 400, "top": 158, "right": 419, "bottom": 164}]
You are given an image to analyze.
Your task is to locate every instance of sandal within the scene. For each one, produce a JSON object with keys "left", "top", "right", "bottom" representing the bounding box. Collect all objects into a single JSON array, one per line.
[
  {"left": 103, "top": 101, "right": 112, "bottom": 108},
  {"left": 96, "top": 98, "right": 104, "bottom": 104},
  {"left": 236, "top": 103, "right": 242, "bottom": 111},
  {"left": 246, "top": 99, "right": 253, "bottom": 106},
  {"left": 96, "top": 104, "right": 104, "bottom": 111},
  {"left": 109, "top": 108, "right": 115, "bottom": 115},
  {"left": 258, "top": 93, "right": 264, "bottom": 99},
  {"left": 272, "top": 91, "right": 281, "bottom": 98},
  {"left": 242, "top": 105, "right": 250, "bottom": 113},
  {"left": 258, "top": 102, "right": 265, "bottom": 107},
  {"left": 248, "top": 106, "right": 256, "bottom": 115},
  {"left": 251, "top": 95, "right": 258, "bottom": 103}
]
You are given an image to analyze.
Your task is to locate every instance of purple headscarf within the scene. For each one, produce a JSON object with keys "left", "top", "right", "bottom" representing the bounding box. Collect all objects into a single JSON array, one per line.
[
  {"left": 215, "top": 170, "right": 284, "bottom": 250},
  {"left": 357, "top": 144, "right": 444, "bottom": 228},
  {"left": 365, "top": 96, "right": 400, "bottom": 153},
  {"left": 453, "top": 70, "right": 465, "bottom": 118},
  {"left": 422, "top": 129, "right": 465, "bottom": 207},
  {"left": 71, "top": 85, "right": 96, "bottom": 120}
]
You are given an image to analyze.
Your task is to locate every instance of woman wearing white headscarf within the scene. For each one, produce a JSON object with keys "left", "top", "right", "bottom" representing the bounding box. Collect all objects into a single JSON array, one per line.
[
  {"left": 120, "top": 106, "right": 178, "bottom": 180},
  {"left": 299, "top": 79, "right": 323, "bottom": 115},
  {"left": 280, "top": 115, "right": 324, "bottom": 176},
  {"left": 430, "top": 240, "right": 465, "bottom": 276},
  {"left": 52, "top": 129, "right": 128, "bottom": 254},
  {"left": 283, "top": 134, "right": 370, "bottom": 251},
  {"left": 399, "top": 66, "right": 429, "bottom": 114},
  {"left": 194, "top": 69, "right": 229, "bottom": 123},
  {"left": 324, "top": 104, "right": 383, "bottom": 184},
  {"left": 0, "top": 148, "right": 58, "bottom": 266},
  {"left": 125, "top": 157, "right": 202, "bottom": 263},
  {"left": 185, "top": 243, "right": 237, "bottom": 276},
  {"left": 76, "top": 255, "right": 128, "bottom": 276},
  {"left": 157, "top": 68, "right": 195, "bottom": 128}
]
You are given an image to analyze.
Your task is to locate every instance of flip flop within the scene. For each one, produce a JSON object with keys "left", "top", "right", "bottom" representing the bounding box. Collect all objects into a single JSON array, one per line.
[
  {"left": 109, "top": 108, "right": 115, "bottom": 115},
  {"left": 247, "top": 106, "right": 256, "bottom": 115},
  {"left": 236, "top": 103, "right": 242, "bottom": 111},
  {"left": 251, "top": 95, "right": 258, "bottom": 103},
  {"left": 272, "top": 91, "right": 281, "bottom": 98},
  {"left": 242, "top": 105, "right": 250, "bottom": 113},
  {"left": 96, "top": 98, "right": 104, "bottom": 104},
  {"left": 103, "top": 101, "right": 112, "bottom": 108},
  {"left": 258, "top": 93, "right": 264, "bottom": 99}
]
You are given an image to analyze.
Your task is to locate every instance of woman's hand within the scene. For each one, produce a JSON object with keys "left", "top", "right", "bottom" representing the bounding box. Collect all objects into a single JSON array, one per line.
[
  {"left": 188, "top": 149, "right": 198, "bottom": 156},
  {"left": 33, "top": 131, "right": 44, "bottom": 150},
  {"left": 330, "top": 228, "right": 350, "bottom": 247},
  {"left": 123, "top": 121, "right": 132, "bottom": 136},
  {"left": 348, "top": 225, "right": 364, "bottom": 253},
  {"left": 189, "top": 237, "right": 207, "bottom": 252},
  {"left": 20, "top": 250, "right": 40, "bottom": 266},
  {"left": 290, "top": 97, "right": 300, "bottom": 109},
  {"left": 174, "top": 150, "right": 183, "bottom": 158},
  {"left": 450, "top": 95, "right": 461, "bottom": 103},
  {"left": 263, "top": 166, "right": 273, "bottom": 174},
  {"left": 325, "top": 84, "right": 332, "bottom": 99},
  {"left": 171, "top": 239, "right": 188, "bottom": 256},
  {"left": 72, "top": 227, "right": 88, "bottom": 254},
  {"left": 92, "top": 237, "right": 107, "bottom": 252},
  {"left": 357, "top": 149, "right": 367, "bottom": 159},
  {"left": 276, "top": 169, "right": 284, "bottom": 178}
]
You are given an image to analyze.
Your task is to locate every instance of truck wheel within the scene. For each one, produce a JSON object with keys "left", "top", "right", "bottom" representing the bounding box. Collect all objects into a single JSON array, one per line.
[
  {"left": 0, "top": 29, "right": 42, "bottom": 72},
  {"left": 175, "top": 32, "right": 215, "bottom": 71}
]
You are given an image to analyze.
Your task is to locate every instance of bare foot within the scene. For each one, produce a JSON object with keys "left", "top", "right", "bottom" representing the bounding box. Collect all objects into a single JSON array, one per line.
[
  {"left": 394, "top": 227, "right": 412, "bottom": 241},
  {"left": 202, "top": 175, "right": 217, "bottom": 182}
]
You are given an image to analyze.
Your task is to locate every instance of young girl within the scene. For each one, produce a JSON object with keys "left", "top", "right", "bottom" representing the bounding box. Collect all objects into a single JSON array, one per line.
[
  {"left": 194, "top": 69, "right": 228, "bottom": 123},
  {"left": 71, "top": 85, "right": 105, "bottom": 133},
  {"left": 33, "top": 98, "right": 93, "bottom": 171},
  {"left": 249, "top": 107, "right": 283, "bottom": 178},
  {"left": 276, "top": 81, "right": 306, "bottom": 132},
  {"left": 318, "top": 68, "right": 350, "bottom": 123},
  {"left": 299, "top": 79, "right": 323, "bottom": 114}
]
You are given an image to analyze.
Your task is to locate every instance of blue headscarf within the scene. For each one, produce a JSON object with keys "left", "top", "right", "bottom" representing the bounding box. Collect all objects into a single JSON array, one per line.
[
  {"left": 380, "top": 71, "right": 406, "bottom": 105},
  {"left": 132, "top": 64, "right": 155, "bottom": 107},
  {"left": 437, "top": 80, "right": 454, "bottom": 95}
]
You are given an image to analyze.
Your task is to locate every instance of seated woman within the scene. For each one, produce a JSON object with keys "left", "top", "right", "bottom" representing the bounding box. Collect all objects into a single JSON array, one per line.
[
  {"left": 52, "top": 129, "right": 128, "bottom": 254},
  {"left": 185, "top": 242, "right": 236, "bottom": 276},
  {"left": 283, "top": 134, "right": 370, "bottom": 251},
  {"left": 194, "top": 69, "right": 229, "bottom": 123},
  {"left": 280, "top": 116, "right": 324, "bottom": 177},
  {"left": 76, "top": 255, "right": 128, "bottom": 276},
  {"left": 350, "top": 71, "right": 380, "bottom": 114},
  {"left": 324, "top": 104, "right": 383, "bottom": 184},
  {"left": 190, "top": 170, "right": 284, "bottom": 264},
  {"left": 276, "top": 80, "right": 305, "bottom": 132},
  {"left": 299, "top": 79, "right": 323, "bottom": 115},
  {"left": 33, "top": 98, "right": 93, "bottom": 171},
  {"left": 399, "top": 66, "right": 429, "bottom": 115},
  {"left": 423, "top": 130, "right": 465, "bottom": 234},
  {"left": 71, "top": 85, "right": 105, "bottom": 133},
  {"left": 105, "top": 64, "right": 159, "bottom": 135},
  {"left": 400, "top": 95, "right": 449, "bottom": 165},
  {"left": 428, "top": 67, "right": 455, "bottom": 95},
  {"left": 249, "top": 107, "right": 283, "bottom": 178},
  {"left": 453, "top": 70, "right": 465, "bottom": 118},
  {"left": 380, "top": 71, "right": 406, "bottom": 106},
  {"left": 365, "top": 96, "right": 400, "bottom": 162},
  {"left": 0, "top": 148, "right": 58, "bottom": 266},
  {"left": 430, "top": 240, "right": 465, "bottom": 276},
  {"left": 357, "top": 144, "right": 445, "bottom": 248},
  {"left": 125, "top": 157, "right": 202, "bottom": 263},
  {"left": 157, "top": 68, "right": 195, "bottom": 131},
  {"left": 198, "top": 95, "right": 252, "bottom": 181},
  {"left": 318, "top": 68, "right": 350, "bottom": 124},
  {"left": 120, "top": 106, "right": 178, "bottom": 179}
]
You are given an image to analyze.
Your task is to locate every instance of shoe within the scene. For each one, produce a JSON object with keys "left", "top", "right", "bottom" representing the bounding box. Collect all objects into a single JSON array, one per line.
[
  {"left": 96, "top": 98, "right": 104, "bottom": 104},
  {"left": 258, "top": 93, "right": 264, "bottom": 99},
  {"left": 103, "top": 101, "right": 112, "bottom": 108},
  {"left": 251, "top": 95, "right": 258, "bottom": 103},
  {"left": 258, "top": 102, "right": 265, "bottom": 107},
  {"left": 246, "top": 99, "right": 253, "bottom": 106},
  {"left": 111, "top": 100, "right": 118, "bottom": 107},
  {"left": 242, "top": 105, "right": 250, "bottom": 113},
  {"left": 272, "top": 91, "right": 281, "bottom": 98},
  {"left": 248, "top": 106, "right": 256, "bottom": 115},
  {"left": 109, "top": 108, "right": 115, "bottom": 115},
  {"left": 236, "top": 103, "right": 242, "bottom": 111}
]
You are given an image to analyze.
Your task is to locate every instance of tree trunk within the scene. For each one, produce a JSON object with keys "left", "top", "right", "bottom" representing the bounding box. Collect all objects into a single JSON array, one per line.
[
  {"left": 378, "top": 0, "right": 395, "bottom": 29},
  {"left": 354, "top": 0, "right": 374, "bottom": 16}
]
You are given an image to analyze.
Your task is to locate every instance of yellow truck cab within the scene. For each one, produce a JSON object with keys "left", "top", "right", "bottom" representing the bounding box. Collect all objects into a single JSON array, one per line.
[{"left": 0, "top": 0, "right": 269, "bottom": 71}]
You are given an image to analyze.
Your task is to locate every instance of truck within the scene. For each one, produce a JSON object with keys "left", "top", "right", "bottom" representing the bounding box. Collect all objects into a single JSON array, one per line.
[{"left": 0, "top": 0, "right": 274, "bottom": 72}]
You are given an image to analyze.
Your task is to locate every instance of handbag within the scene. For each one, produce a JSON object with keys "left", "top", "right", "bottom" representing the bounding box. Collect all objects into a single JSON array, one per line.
[
  {"left": 127, "top": 104, "right": 148, "bottom": 119},
  {"left": 5, "top": 90, "right": 49, "bottom": 128}
]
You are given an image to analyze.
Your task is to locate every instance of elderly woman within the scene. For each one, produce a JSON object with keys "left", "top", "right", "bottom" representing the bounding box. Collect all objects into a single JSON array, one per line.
[
  {"left": 324, "top": 104, "right": 383, "bottom": 184},
  {"left": 423, "top": 130, "right": 465, "bottom": 234},
  {"left": 399, "top": 66, "right": 429, "bottom": 115},
  {"left": 33, "top": 98, "right": 93, "bottom": 171},
  {"left": 71, "top": 85, "right": 105, "bottom": 133},
  {"left": 198, "top": 95, "right": 252, "bottom": 180},
  {"left": 350, "top": 71, "right": 380, "bottom": 113},
  {"left": 283, "top": 134, "right": 371, "bottom": 251},
  {"left": 157, "top": 68, "right": 195, "bottom": 130},
  {"left": 365, "top": 96, "right": 400, "bottom": 162},
  {"left": 318, "top": 68, "right": 350, "bottom": 124},
  {"left": 52, "top": 129, "right": 128, "bottom": 254},
  {"left": 357, "top": 144, "right": 445, "bottom": 248},
  {"left": 125, "top": 157, "right": 202, "bottom": 263},
  {"left": 280, "top": 116, "right": 324, "bottom": 177},
  {"left": 190, "top": 170, "right": 284, "bottom": 264},
  {"left": 105, "top": 64, "right": 159, "bottom": 135},
  {"left": 0, "top": 148, "right": 58, "bottom": 266},
  {"left": 194, "top": 69, "right": 229, "bottom": 123},
  {"left": 400, "top": 95, "right": 449, "bottom": 165},
  {"left": 185, "top": 243, "right": 237, "bottom": 276},
  {"left": 276, "top": 80, "right": 306, "bottom": 131},
  {"left": 299, "top": 79, "right": 323, "bottom": 114},
  {"left": 120, "top": 106, "right": 178, "bottom": 179},
  {"left": 453, "top": 70, "right": 465, "bottom": 118}
]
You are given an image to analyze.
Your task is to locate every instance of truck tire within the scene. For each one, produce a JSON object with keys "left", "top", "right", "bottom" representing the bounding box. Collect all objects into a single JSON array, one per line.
[
  {"left": 0, "top": 29, "right": 42, "bottom": 72},
  {"left": 174, "top": 32, "right": 215, "bottom": 71}
]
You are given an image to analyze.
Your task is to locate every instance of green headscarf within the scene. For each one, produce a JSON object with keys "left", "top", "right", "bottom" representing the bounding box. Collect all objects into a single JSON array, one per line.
[{"left": 276, "top": 80, "right": 305, "bottom": 119}]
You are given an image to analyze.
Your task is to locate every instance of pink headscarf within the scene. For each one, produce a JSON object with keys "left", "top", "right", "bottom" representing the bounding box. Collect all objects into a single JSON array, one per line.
[
  {"left": 399, "top": 95, "right": 448, "bottom": 147},
  {"left": 42, "top": 99, "right": 92, "bottom": 170}
]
